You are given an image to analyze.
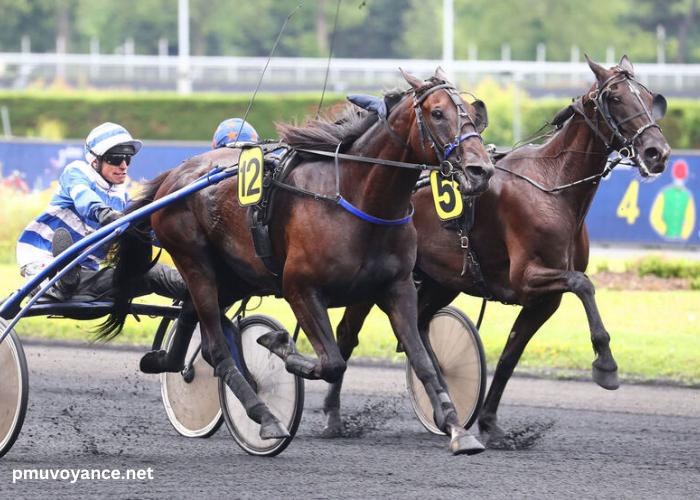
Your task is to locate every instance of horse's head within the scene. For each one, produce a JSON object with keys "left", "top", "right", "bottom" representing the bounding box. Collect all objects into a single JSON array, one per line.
[
  {"left": 401, "top": 67, "right": 494, "bottom": 196},
  {"left": 584, "top": 54, "right": 671, "bottom": 177}
]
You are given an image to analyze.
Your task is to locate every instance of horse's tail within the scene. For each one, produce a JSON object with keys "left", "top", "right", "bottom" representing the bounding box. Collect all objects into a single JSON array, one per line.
[{"left": 96, "top": 171, "right": 171, "bottom": 340}]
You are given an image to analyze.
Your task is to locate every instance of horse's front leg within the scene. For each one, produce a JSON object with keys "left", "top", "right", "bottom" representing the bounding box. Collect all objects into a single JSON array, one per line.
[
  {"left": 478, "top": 296, "right": 561, "bottom": 443},
  {"left": 259, "top": 286, "right": 346, "bottom": 383},
  {"left": 322, "top": 302, "right": 374, "bottom": 436},
  {"left": 378, "top": 277, "right": 484, "bottom": 455},
  {"left": 518, "top": 266, "right": 619, "bottom": 389},
  {"left": 566, "top": 271, "right": 619, "bottom": 389}
]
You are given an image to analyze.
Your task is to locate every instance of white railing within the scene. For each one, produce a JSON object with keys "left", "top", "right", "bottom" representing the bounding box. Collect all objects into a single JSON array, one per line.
[{"left": 1, "top": 52, "right": 700, "bottom": 94}]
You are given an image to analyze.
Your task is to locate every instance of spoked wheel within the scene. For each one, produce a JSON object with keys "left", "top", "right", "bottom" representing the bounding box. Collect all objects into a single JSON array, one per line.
[
  {"left": 406, "top": 306, "right": 486, "bottom": 435},
  {"left": 0, "top": 319, "right": 29, "bottom": 459},
  {"left": 160, "top": 321, "right": 223, "bottom": 438},
  {"left": 219, "top": 314, "right": 304, "bottom": 457}
]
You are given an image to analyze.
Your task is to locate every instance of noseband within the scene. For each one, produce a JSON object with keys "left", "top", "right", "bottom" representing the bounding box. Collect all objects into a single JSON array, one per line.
[
  {"left": 576, "top": 69, "right": 663, "bottom": 169},
  {"left": 411, "top": 83, "right": 483, "bottom": 174}
]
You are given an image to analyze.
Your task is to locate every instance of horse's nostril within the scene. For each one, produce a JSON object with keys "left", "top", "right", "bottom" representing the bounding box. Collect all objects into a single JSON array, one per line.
[
  {"left": 644, "top": 147, "right": 661, "bottom": 162},
  {"left": 466, "top": 165, "right": 490, "bottom": 179}
]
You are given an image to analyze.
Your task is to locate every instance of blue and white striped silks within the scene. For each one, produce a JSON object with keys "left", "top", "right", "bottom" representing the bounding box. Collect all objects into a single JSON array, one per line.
[{"left": 16, "top": 160, "right": 130, "bottom": 271}]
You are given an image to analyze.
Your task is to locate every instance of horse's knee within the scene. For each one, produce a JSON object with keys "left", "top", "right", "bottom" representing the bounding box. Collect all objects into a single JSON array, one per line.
[
  {"left": 567, "top": 272, "right": 595, "bottom": 297},
  {"left": 320, "top": 359, "right": 347, "bottom": 383},
  {"left": 336, "top": 321, "right": 360, "bottom": 350}
]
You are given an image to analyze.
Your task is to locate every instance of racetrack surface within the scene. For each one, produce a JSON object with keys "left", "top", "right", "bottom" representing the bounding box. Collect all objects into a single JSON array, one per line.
[{"left": 2, "top": 340, "right": 700, "bottom": 500}]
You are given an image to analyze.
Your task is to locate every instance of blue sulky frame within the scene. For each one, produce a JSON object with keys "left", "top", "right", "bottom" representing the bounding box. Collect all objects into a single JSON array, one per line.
[{"left": 0, "top": 165, "right": 238, "bottom": 346}]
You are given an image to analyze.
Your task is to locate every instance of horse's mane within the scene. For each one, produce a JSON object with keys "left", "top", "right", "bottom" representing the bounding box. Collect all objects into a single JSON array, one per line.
[{"left": 277, "top": 85, "right": 427, "bottom": 153}]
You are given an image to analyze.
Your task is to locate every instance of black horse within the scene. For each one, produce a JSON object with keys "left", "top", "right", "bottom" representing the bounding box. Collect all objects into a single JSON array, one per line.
[
  {"left": 333, "top": 55, "right": 671, "bottom": 446},
  {"left": 101, "top": 68, "right": 495, "bottom": 454}
]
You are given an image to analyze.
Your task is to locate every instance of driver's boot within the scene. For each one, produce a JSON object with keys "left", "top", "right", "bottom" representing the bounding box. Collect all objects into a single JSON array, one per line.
[{"left": 48, "top": 228, "right": 81, "bottom": 300}]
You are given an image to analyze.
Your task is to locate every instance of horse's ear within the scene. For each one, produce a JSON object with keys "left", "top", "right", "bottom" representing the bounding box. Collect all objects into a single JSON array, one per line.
[
  {"left": 585, "top": 53, "right": 609, "bottom": 83},
  {"left": 652, "top": 93, "right": 667, "bottom": 121},
  {"left": 400, "top": 68, "right": 424, "bottom": 90},
  {"left": 434, "top": 66, "right": 451, "bottom": 84},
  {"left": 471, "top": 100, "right": 489, "bottom": 133},
  {"left": 618, "top": 54, "right": 634, "bottom": 75},
  {"left": 551, "top": 105, "right": 575, "bottom": 127}
]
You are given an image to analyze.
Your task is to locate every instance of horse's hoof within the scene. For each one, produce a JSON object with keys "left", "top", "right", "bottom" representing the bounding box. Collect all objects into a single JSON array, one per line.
[
  {"left": 322, "top": 410, "right": 344, "bottom": 437},
  {"left": 592, "top": 365, "right": 620, "bottom": 390},
  {"left": 257, "top": 330, "right": 296, "bottom": 358},
  {"left": 322, "top": 424, "right": 343, "bottom": 438},
  {"left": 259, "top": 419, "right": 291, "bottom": 440},
  {"left": 139, "top": 350, "right": 168, "bottom": 374},
  {"left": 450, "top": 433, "right": 485, "bottom": 456}
]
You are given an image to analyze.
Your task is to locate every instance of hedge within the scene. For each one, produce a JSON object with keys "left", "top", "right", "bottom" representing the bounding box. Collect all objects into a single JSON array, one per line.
[{"left": 0, "top": 88, "right": 697, "bottom": 149}]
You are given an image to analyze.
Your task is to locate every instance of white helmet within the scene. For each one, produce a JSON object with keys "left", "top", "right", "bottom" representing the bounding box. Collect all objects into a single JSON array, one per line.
[{"left": 84, "top": 122, "right": 142, "bottom": 163}]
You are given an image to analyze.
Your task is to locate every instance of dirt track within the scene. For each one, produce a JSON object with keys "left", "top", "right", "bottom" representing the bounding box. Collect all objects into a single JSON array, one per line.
[{"left": 2, "top": 339, "right": 700, "bottom": 499}]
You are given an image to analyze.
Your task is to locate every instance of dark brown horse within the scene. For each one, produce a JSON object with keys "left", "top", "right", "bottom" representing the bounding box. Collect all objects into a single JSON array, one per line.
[
  {"left": 101, "top": 68, "right": 495, "bottom": 454},
  {"left": 332, "top": 55, "right": 670, "bottom": 446}
]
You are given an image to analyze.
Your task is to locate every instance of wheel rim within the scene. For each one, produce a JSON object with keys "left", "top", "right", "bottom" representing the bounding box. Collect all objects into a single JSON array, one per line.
[
  {"left": 161, "top": 324, "right": 222, "bottom": 438},
  {"left": 221, "top": 315, "right": 303, "bottom": 456},
  {"left": 0, "top": 328, "right": 28, "bottom": 458},
  {"left": 407, "top": 307, "right": 485, "bottom": 435}
]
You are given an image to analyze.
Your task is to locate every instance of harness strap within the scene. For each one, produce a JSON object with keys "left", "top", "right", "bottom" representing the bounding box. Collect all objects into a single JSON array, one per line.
[
  {"left": 444, "top": 132, "right": 483, "bottom": 157},
  {"left": 337, "top": 198, "right": 414, "bottom": 226},
  {"left": 494, "top": 156, "right": 622, "bottom": 194},
  {"left": 294, "top": 147, "right": 441, "bottom": 172}
]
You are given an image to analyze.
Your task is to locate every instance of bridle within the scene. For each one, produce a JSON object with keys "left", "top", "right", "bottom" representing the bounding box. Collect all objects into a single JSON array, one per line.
[
  {"left": 574, "top": 68, "right": 666, "bottom": 176},
  {"left": 411, "top": 83, "right": 484, "bottom": 175}
]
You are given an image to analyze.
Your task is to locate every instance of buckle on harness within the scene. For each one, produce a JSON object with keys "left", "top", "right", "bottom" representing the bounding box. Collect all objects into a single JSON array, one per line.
[
  {"left": 441, "top": 160, "right": 454, "bottom": 176},
  {"left": 460, "top": 235, "right": 469, "bottom": 249}
]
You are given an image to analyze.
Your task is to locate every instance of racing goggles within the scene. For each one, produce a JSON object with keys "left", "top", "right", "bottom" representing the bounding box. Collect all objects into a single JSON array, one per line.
[{"left": 102, "top": 154, "right": 132, "bottom": 166}]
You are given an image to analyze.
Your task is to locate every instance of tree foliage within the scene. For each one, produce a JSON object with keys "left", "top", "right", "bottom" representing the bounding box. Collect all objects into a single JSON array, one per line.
[{"left": 0, "top": 0, "right": 697, "bottom": 63}]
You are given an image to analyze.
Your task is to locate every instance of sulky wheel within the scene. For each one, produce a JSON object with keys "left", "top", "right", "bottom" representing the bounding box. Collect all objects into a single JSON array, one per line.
[
  {"left": 160, "top": 321, "right": 223, "bottom": 438},
  {"left": 0, "top": 319, "right": 29, "bottom": 459},
  {"left": 406, "top": 305, "right": 487, "bottom": 435},
  {"left": 219, "top": 314, "right": 304, "bottom": 457}
]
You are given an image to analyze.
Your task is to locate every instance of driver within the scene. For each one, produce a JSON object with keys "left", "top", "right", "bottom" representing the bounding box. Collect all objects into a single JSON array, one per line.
[{"left": 16, "top": 122, "right": 188, "bottom": 303}]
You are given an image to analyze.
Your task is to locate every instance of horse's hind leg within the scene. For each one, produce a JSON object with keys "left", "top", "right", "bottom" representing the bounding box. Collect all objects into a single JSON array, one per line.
[
  {"left": 140, "top": 299, "right": 198, "bottom": 374},
  {"left": 416, "top": 276, "right": 460, "bottom": 392},
  {"left": 259, "top": 285, "right": 346, "bottom": 383},
  {"left": 379, "top": 277, "right": 483, "bottom": 455},
  {"left": 182, "top": 264, "right": 290, "bottom": 439},
  {"left": 478, "top": 296, "right": 561, "bottom": 442},
  {"left": 323, "top": 302, "right": 374, "bottom": 435}
]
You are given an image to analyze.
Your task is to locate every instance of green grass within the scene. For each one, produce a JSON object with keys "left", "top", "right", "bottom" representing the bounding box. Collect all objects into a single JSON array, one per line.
[{"left": 2, "top": 262, "right": 699, "bottom": 384}]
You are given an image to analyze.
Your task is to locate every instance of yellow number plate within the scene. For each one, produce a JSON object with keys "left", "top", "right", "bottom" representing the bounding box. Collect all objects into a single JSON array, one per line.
[
  {"left": 237, "top": 147, "right": 264, "bottom": 206},
  {"left": 430, "top": 171, "right": 463, "bottom": 221}
]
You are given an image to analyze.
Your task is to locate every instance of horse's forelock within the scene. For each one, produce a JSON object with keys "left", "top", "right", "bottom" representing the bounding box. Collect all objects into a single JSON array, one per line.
[{"left": 413, "top": 76, "right": 446, "bottom": 97}]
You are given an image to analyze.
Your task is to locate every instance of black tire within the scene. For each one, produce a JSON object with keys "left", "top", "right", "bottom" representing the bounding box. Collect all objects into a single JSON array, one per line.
[
  {"left": 0, "top": 320, "right": 29, "bottom": 459},
  {"left": 219, "top": 314, "right": 304, "bottom": 457},
  {"left": 160, "top": 321, "right": 223, "bottom": 438},
  {"left": 406, "top": 306, "right": 487, "bottom": 435}
]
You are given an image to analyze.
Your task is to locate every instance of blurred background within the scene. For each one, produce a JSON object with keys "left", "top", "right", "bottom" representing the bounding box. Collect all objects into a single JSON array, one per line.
[
  {"left": 0, "top": 0, "right": 697, "bottom": 369},
  {"left": 0, "top": 0, "right": 698, "bottom": 254}
]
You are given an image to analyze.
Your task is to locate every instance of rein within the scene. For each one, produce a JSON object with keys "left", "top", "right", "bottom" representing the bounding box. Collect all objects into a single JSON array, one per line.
[
  {"left": 493, "top": 68, "right": 662, "bottom": 194},
  {"left": 494, "top": 155, "right": 625, "bottom": 193}
]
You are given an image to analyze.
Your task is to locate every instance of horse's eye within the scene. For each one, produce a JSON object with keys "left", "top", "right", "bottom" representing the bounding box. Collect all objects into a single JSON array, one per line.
[{"left": 431, "top": 109, "right": 444, "bottom": 119}]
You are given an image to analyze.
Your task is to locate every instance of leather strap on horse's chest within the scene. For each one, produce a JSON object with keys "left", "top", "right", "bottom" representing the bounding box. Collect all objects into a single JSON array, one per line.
[
  {"left": 413, "top": 181, "right": 491, "bottom": 299},
  {"left": 246, "top": 148, "right": 300, "bottom": 278},
  {"left": 453, "top": 198, "right": 491, "bottom": 299}
]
